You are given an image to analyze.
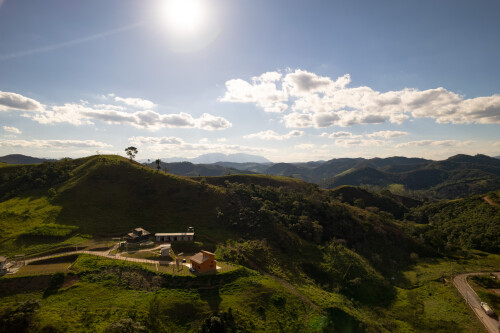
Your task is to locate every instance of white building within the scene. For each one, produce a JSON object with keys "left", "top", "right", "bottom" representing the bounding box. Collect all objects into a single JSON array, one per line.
[
  {"left": 160, "top": 244, "right": 171, "bottom": 257},
  {"left": 155, "top": 232, "right": 194, "bottom": 242}
]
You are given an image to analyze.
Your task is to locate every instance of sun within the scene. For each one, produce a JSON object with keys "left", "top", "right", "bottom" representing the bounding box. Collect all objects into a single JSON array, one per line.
[{"left": 160, "top": 0, "right": 207, "bottom": 34}]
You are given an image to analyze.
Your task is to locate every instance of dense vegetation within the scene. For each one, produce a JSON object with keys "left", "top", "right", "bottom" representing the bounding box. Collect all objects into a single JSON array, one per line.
[{"left": 0, "top": 154, "right": 498, "bottom": 332}]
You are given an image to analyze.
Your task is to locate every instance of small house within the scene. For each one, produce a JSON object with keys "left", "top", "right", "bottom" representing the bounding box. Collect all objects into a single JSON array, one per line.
[
  {"left": 124, "top": 227, "right": 151, "bottom": 243},
  {"left": 155, "top": 232, "right": 194, "bottom": 242},
  {"left": 190, "top": 250, "right": 217, "bottom": 273},
  {"left": 160, "top": 244, "right": 171, "bottom": 257}
]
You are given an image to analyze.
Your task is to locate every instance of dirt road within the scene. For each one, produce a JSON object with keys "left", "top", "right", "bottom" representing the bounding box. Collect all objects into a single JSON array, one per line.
[
  {"left": 453, "top": 273, "right": 500, "bottom": 333},
  {"left": 483, "top": 196, "right": 500, "bottom": 208}
]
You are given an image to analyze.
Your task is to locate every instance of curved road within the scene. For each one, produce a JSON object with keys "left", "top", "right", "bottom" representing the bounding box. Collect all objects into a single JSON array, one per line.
[{"left": 453, "top": 273, "right": 500, "bottom": 333}]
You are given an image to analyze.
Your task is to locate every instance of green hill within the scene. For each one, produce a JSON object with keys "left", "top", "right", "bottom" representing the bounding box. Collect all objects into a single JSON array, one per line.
[
  {"left": 330, "top": 185, "right": 422, "bottom": 219},
  {"left": 0, "top": 155, "right": 497, "bottom": 332}
]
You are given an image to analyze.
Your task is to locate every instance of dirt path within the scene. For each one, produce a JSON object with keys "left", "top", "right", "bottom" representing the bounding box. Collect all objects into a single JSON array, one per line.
[
  {"left": 453, "top": 272, "right": 500, "bottom": 333},
  {"left": 24, "top": 250, "right": 171, "bottom": 266},
  {"left": 483, "top": 196, "right": 500, "bottom": 208}
]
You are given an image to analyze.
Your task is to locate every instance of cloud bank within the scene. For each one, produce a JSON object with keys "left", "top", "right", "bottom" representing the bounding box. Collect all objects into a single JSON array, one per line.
[
  {"left": 221, "top": 69, "right": 500, "bottom": 127},
  {"left": 0, "top": 91, "right": 232, "bottom": 131}
]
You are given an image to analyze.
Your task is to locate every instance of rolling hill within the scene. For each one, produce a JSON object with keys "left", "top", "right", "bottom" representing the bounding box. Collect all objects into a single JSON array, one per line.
[{"left": 0, "top": 154, "right": 498, "bottom": 332}]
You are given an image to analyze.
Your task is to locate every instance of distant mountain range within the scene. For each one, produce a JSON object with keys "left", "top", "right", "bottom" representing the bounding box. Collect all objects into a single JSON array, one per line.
[
  {"left": 153, "top": 154, "right": 500, "bottom": 199},
  {"left": 143, "top": 153, "right": 272, "bottom": 164},
  {"left": 3, "top": 153, "right": 499, "bottom": 199}
]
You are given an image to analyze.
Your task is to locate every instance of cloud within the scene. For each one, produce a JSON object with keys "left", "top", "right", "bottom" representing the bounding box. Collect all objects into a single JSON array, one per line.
[
  {"left": 1, "top": 92, "right": 232, "bottom": 131},
  {"left": 219, "top": 71, "right": 288, "bottom": 113},
  {"left": 196, "top": 113, "right": 232, "bottom": 130},
  {"left": 221, "top": 69, "right": 500, "bottom": 127},
  {"left": 395, "top": 140, "right": 473, "bottom": 148},
  {"left": 0, "top": 91, "right": 44, "bottom": 111},
  {"left": 114, "top": 96, "right": 156, "bottom": 109},
  {"left": 243, "top": 130, "right": 304, "bottom": 140},
  {"left": 0, "top": 139, "right": 111, "bottom": 149},
  {"left": 321, "top": 131, "right": 359, "bottom": 139},
  {"left": 282, "top": 112, "right": 313, "bottom": 128},
  {"left": 2, "top": 126, "right": 21, "bottom": 134},
  {"left": 334, "top": 139, "right": 386, "bottom": 147},
  {"left": 367, "top": 130, "right": 408, "bottom": 138}
]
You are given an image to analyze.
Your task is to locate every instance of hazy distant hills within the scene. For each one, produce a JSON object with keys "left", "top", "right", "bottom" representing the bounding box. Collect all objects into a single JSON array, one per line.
[
  {"left": 0, "top": 154, "right": 54, "bottom": 164},
  {"left": 151, "top": 153, "right": 272, "bottom": 164},
  {"left": 148, "top": 161, "right": 257, "bottom": 177}
]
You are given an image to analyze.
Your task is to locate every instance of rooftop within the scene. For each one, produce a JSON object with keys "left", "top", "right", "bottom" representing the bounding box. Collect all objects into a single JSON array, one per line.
[
  {"left": 155, "top": 232, "right": 194, "bottom": 236},
  {"left": 190, "top": 251, "right": 215, "bottom": 264}
]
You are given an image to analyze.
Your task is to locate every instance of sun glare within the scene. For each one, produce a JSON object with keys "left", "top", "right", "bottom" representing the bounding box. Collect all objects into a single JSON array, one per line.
[{"left": 161, "top": 0, "right": 207, "bottom": 34}]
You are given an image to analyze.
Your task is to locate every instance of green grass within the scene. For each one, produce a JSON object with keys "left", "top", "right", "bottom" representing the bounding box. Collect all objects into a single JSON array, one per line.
[
  {"left": 15, "top": 263, "right": 73, "bottom": 276},
  {"left": 0, "top": 262, "right": 315, "bottom": 332}
]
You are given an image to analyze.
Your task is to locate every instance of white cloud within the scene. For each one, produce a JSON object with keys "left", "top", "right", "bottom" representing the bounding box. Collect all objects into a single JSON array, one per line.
[
  {"left": 367, "top": 130, "right": 408, "bottom": 138},
  {"left": 243, "top": 130, "right": 304, "bottom": 140},
  {"left": 129, "top": 136, "right": 185, "bottom": 146},
  {"left": 114, "top": 96, "right": 156, "bottom": 109},
  {"left": 0, "top": 91, "right": 44, "bottom": 111},
  {"left": 221, "top": 69, "right": 500, "bottom": 127},
  {"left": 5, "top": 97, "right": 231, "bottom": 131},
  {"left": 196, "top": 113, "right": 232, "bottom": 130},
  {"left": 321, "top": 131, "right": 359, "bottom": 139},
  {"left": 0, "top": 139, "right": 111, "bottom": 149},
  {"left": 395, "top": 140, "right": 473, "bottom": 148},
  {"left": 2, "top": 126, "right": 21, "bottom": 134},
  {"left": 282, "top": 112, "right": 313, "bottom": 128},
  {"left": 219, "top": 71, "right": 288, "bottom": 113},
  {"left": 335, "top": 139, "right": 386, "bottom": 147}
]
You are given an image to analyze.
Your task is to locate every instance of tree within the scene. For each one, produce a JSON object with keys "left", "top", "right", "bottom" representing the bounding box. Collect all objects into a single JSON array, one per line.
[
  {"left": 155, "top": 159, "right": 162, "bottom": 172},
  {"left": 125, "top": 147, "right": 138, "bottom": 161}
]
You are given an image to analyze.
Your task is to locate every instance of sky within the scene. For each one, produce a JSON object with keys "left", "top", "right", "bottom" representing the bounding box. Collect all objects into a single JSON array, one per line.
[{"left": 0, "top": 0, "right": 499, "bottom": 162}]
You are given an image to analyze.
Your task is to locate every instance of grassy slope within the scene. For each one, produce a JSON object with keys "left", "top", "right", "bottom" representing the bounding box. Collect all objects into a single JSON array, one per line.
[{"left": 0, "top": 155, "right": 498, "bottom": 332}]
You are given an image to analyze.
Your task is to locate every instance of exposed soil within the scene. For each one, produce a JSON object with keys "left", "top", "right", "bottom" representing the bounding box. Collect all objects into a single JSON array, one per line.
[
  {"left": 483, "top": 196, "right": 500, "bottom": 208},
  {"left": 61, "top": 274, "right": 79, "bottom": 288}
]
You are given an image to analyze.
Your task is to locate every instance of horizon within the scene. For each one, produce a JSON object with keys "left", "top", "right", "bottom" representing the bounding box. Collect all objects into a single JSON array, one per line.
[
  {"left": 1, "top": 151, "right": 498, "bottom": 165},
  {"left": 1, "top": 0, "right": 499, "bottom": 162}
]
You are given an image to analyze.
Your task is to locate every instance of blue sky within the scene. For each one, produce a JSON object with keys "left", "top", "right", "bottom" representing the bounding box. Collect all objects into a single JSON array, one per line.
[{"left": 0, "top": 0, "right": 499, "bottom": 162}]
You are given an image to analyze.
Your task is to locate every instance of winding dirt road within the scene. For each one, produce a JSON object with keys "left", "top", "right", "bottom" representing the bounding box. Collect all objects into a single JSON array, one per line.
[{"left": 453, "top": 273, "right": 500, "bottom": 333}]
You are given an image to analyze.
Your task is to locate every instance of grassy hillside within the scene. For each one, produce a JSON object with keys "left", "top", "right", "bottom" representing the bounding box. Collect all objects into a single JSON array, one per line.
[{"left": 0, "top": 155, "right": 498, "bottom": 332}]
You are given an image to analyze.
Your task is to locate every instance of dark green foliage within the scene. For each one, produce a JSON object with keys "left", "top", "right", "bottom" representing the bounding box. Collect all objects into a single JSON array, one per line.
[
  {"left": 200, "top": 309, "right": 239, "bottom": 333},
  {"left": 323, "top": 307, "right": 367, "bottom": 333},
  {"left": 470, "top": 275, "right": 500, "bottom": 289},
  {"left": 317, "top": 242, "right": 394, "bottom": 303},
  {"left": 330, "top": 185, "right": 421, "bottom": 219},
  {"left": 407, "top": 193, "right": 500, "bottom": 253},
  {"left": 0, "top": 299, "right": 39, "bottom": 333},
  {"left": 0, "top": 159, "right": 78, "bottom": 200}
]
